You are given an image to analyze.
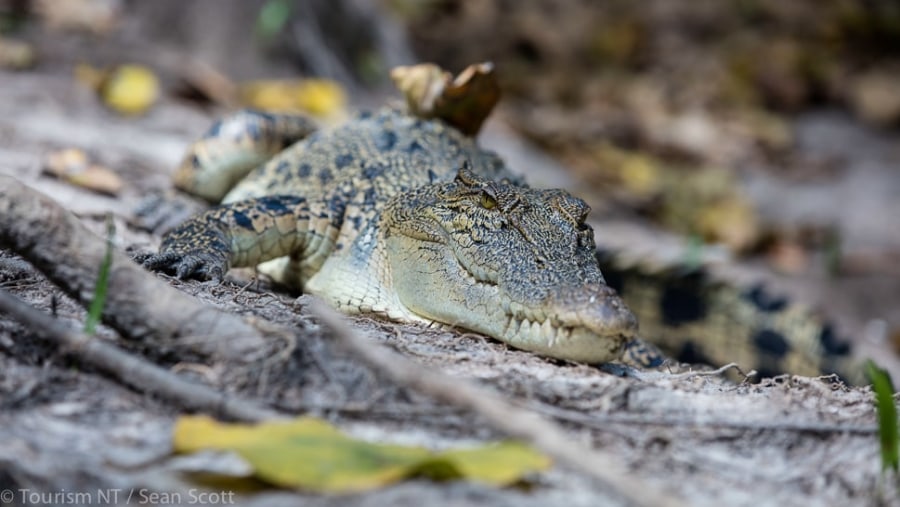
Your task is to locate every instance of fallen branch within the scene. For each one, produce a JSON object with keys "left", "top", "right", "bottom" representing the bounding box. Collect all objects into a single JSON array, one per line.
[
  {"left": 310, "top": 300, "right": 685, "bottom": 507},
  {"left": 0, "top": 288, "right": 283, "bottom": 422},
  {"left": 0, "top": 176, "right": 269, "bottom": 361}
]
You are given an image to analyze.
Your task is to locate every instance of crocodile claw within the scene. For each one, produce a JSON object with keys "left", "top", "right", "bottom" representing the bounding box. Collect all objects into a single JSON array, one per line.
[{"left": 135, "top": 250, "right": 227, "bottom": 281}]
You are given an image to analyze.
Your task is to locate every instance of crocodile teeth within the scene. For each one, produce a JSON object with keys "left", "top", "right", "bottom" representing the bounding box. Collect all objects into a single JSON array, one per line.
[
  {"left": 541, "top": 319, "right": 556, "bottom": 344},
  {"left": 511, "top": 318, "right": 523, "bottom": 337},
  {"left": 530, "top": 320, "right": 542, "bottom": 340}
]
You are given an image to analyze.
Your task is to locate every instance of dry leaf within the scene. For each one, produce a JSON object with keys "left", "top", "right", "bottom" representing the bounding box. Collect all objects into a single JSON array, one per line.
[
  {"left": 43, "top": 148, "right": 124, "bottom": 195},
  {"left": 391, "top": 62, "right": 499, "bottom": 136}
]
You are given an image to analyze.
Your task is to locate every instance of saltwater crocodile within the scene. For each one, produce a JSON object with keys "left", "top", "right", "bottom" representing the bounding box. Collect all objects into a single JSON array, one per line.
[{"left": 141, "top": 63, "right": 859, "bottom": 382}]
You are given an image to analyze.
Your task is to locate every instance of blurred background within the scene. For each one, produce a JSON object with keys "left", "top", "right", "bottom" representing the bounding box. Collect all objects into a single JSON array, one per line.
[{"left": 0, "top": 0, "right": 898, "bottom": 365}]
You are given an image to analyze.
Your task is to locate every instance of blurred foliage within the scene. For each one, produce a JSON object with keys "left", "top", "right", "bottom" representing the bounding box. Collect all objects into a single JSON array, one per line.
[
  {"left": 581, "top": 143, "right": 760, "bottom": 251},
  {"left": 405, "top": 0, "right": 900, "bottom": 123},
  {"left": 255, "top": 0, "right": 292, "bottom": 41},
  {"left": 0, "top": 36, "right": 34, "bottom": 69},
  {"left": 402, "top": 0, "right": 900, "bottom": 259},
  {"left": 33, "top": 0, "right": 120, "bottom": 34},
  {"left": 866, "top": 361, "right": 899, "bottom": 474},
  {"left": 85, "top": 215, "right": 114, "bottom": 335}
]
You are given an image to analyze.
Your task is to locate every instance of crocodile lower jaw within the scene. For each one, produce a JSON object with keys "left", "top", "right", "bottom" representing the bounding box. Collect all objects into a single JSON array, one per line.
[{"left": 497, "top": 313, "right": 629, "bottom": 363}]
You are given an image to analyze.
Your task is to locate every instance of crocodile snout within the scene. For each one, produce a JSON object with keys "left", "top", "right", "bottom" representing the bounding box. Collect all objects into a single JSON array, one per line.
[{"left": 549, "top": 283, "right": 638, "bottom": 339}]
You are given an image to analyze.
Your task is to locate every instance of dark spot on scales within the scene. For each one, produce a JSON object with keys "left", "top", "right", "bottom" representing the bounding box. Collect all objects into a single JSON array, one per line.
[
  {"left": 297, "top": 163, "right": 312, "bottom": 178},
  {"left": 326, "top": 195, "right": 347, "bottom": 226},
  {"left": 318, "top": 169, "right": 333, "bottom": 184},
  {"left": 752, "top": 329, "right": 790, "bottom": 358},
  {"left": 275, "top": 159, "right": 290, "bottom": 174},
  {"left": 676, "top": 340, "right": 712, "bottom": 366},
  {"left": 623, "top": 339, "right": 665, "bottom": 367},
  {"left": 742, "top": 285, "right": 787, "bottom": 313},
  {"left": 335, "top": 153, "right": 354, "bottom": 169},
  {"left": 374, "top": 130, "right": 397, "bottom": 152},
  {"left": 232, "top": 211, "right": 253, "bottom": 229},
  {"left": 256, "top": 195, "right": 303, "bottom": 215},
  {"left": 363, "top": 188, "right": 379, "bottom": 206},
  {"left": 405, "top": 140, "right": 425, "bottom": 153},
  {"left": 660, "top": 278, "right": 707, "bottom": 325},
  {"left": 203, "top": 120, "right": 223, "bottom": 139},
  {"left": 362, "top": 163, "right": 385, "bottom": 179},
  {"left": 818, "top": 325, "right": 851, "bottom": 356}
]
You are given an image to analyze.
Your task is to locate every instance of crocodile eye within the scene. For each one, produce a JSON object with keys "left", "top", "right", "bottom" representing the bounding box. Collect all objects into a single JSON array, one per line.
[{"left": 480, "top": 191, "right": 497, "bottom": 209}]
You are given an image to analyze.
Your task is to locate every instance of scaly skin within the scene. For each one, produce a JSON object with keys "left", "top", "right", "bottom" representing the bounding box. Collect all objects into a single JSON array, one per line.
[{"left": 142, "top": 107, "right": 637, "bottom": 363}]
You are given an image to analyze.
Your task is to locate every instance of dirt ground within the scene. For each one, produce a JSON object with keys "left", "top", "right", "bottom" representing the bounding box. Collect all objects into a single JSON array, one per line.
[{"left": 1, "top": 3, "right": 899, "bottom": 507}]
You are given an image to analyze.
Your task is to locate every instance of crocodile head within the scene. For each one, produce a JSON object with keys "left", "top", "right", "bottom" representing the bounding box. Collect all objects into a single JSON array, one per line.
[{"left": 382, "top": 167, "right": 637, "bottom": 362}]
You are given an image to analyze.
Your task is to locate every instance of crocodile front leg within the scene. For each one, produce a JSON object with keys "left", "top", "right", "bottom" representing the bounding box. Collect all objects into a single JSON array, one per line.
[{"left": 140, "top": 195, "right": 345, "bottom": 285}]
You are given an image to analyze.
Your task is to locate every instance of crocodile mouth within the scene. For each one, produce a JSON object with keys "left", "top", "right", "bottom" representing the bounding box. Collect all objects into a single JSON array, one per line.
[
  {"left": 494, "top": 300, "right": 634, "bottom": 363},
  {"left": 448, "top": 257, "right": 636, "bottom": 363},
  {"left": 455, "top": 246, "right": 637, "bottom": 363}
]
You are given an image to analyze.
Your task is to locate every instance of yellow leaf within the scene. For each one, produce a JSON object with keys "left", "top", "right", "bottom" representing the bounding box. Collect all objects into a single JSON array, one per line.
[
  {"left": 239, "top": 79, "right": 346, "bottom": 118},
  {"left": 438, "top": 441, "right": 552, "bottom": 486},
  {"left": 294, "top": 79, "right": 346, "bottom": 117},
  {"left": 173, "top": 415, "right": 549, "bottom": 494},
  {"left": 239, "top": 80, "right": 296, "bottom": 111},
  {"left": 102, "top": 64, "right": 160, "bottom": 115}
]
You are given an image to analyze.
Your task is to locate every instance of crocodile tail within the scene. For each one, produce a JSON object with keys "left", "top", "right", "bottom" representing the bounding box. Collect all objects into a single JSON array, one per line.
[{"left": 595, "top": 249, "right": 865, "bottom": 385}]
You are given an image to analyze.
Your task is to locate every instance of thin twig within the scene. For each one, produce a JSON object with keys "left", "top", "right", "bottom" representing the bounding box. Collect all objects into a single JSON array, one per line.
[
  {"left": 0, "top": 288, "right": 284, "bottom": 423},
  {"left": 667, "top": 362, "right": 750, "bottom": 379},
  {"left": 310, "top": 300, "right": 685, "bottom": 507}
]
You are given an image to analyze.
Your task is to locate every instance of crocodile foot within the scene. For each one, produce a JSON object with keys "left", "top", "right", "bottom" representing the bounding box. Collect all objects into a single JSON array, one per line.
[{"left": 135, "top": 249, "right": 228, "bottom": 281}]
